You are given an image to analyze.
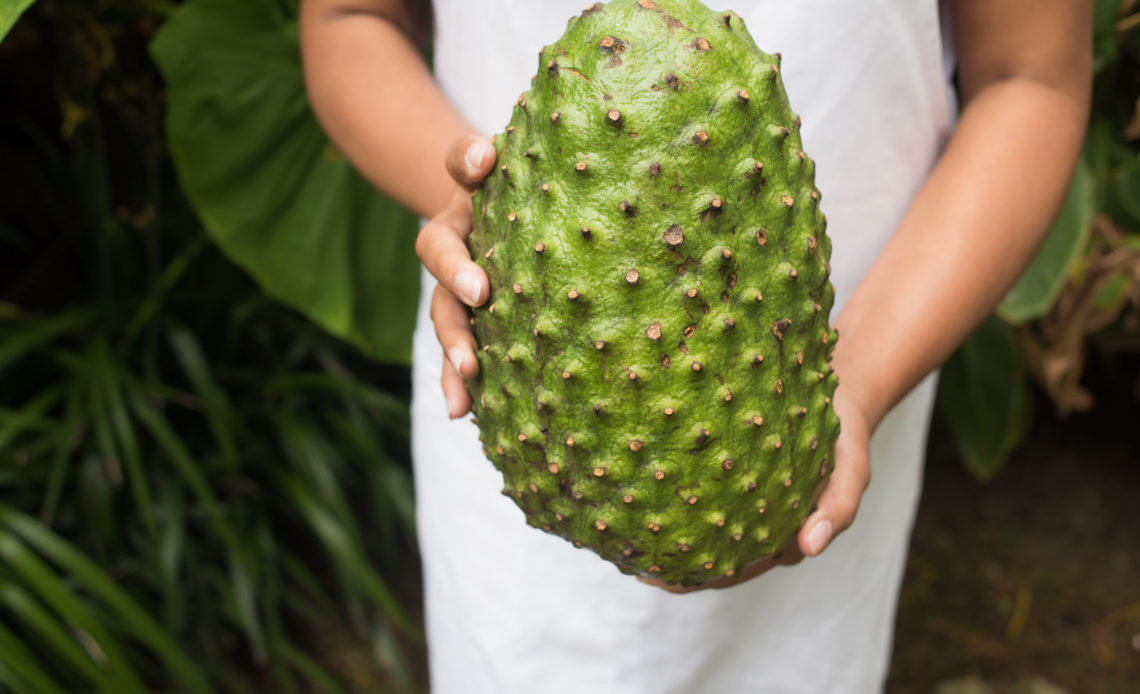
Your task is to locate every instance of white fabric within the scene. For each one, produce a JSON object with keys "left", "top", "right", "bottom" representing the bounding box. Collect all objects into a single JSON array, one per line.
[{"left": 412, "top": 2, "right": 954, "bottom": 692}]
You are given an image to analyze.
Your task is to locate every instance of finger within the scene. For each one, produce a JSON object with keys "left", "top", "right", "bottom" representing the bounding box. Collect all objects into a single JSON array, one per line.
[
  {"left": 445, "top": 135, "right": 497, "bottom": 192},
  {"left": 415, "top": 195, "right": 488, "bottom": 307},
  {"left": 441, "top": 355, "right": 472, "bottom": 419},
  {"left": 798, "top": 434, "right": 870, "bottom": 557},
  {"left": 430, "top": 284, "right": 479, "bottom": 380}
]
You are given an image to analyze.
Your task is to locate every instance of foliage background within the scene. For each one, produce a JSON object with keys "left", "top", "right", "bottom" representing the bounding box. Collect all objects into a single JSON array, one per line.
[
  {"left": 0, "top": 1, "right": 422, "bottom": 691},
  {"left": 938, "top": 0, "right": 1140, "bottom": 480},
  {"left": 0, "top": 0, "right": 1137, "bottom": 692}
]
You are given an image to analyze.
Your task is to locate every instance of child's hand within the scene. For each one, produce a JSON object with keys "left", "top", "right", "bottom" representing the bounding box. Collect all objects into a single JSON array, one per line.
[{"left": 416, "top": 136, "right": 498, "bottom": 418}]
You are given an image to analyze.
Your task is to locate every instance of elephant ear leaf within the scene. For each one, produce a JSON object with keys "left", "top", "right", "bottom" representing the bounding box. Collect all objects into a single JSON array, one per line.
[
  {"left": 997, "top": 160, "right": 1094, "bottom": 325},
  {"left": 150, "top": 0, "right": 420, "bottom": 364},
  {"left": 938, "top": 316, "right": 1034, "bottom": 482},
  {"left": 0, "top": 0, "right": 37, "bottom": 43}
]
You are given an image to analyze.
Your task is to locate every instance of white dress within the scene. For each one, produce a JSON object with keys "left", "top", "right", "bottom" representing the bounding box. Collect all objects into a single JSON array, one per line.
[{"left": 412, "top": 2, "right": 955, "bottom": 692}]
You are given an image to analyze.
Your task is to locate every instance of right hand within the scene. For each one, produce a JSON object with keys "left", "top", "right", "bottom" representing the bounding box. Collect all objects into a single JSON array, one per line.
[{"left": 415, "top": 135, "right": 498, "bottom": 419}]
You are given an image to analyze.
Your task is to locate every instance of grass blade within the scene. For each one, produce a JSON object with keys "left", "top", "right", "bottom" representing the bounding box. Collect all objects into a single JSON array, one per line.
[
  {"left": 273, "top": 416, "right": 356, "bottom": 532},
  {"left": 127, "top": 391, "right": 238, "bottom": 552},
  {"left": 262, "top": 370, "right": 410, "bottom": 437},
  {"left": 0, "top": 308, "right": 94, "bottom": 374},
  {"left": 0, "top": 530, "right": 150, "bottom": 693},
  {"left": 0, "top": 505, "right": 218, "bottom": 694},
  {"left": 0, "top": 620, "right": 72, "bottom": 694},
  {"left": 127, "top": 391, "right": 269, "bottom": 664},
  {"left": 227, "top": 536, "right": 269, "bottom": 665},
  {"left": 155, "top": 478, "right": 187, "bottom": 633},
  {"left": 83, "top": 342, "right": 125, "bottom": 488},
  {"left": 92, "top": 340, "right": 156, "bottom": 539},
  {"left": 0, "top": 663, "right": 38, "bottom": 694},
  {"left": 279, "top": 642, "right": 347, "bottom": 694},
  {"left": 279, "top": 550, "right": 338, "bottom": 623},
  {"left": 274, "top": 471, "right": 417, "bottom": 638},
  {"left": 0, "top": 580, "right": 110, "bottom": 688},
  {"left": 39, "top": 382, "right": 86, "bottom": 525},
  {"left": 167, "top": 326, "right": 237, "bottom": 463},
  {"left": 0, "top": 384, "right": 66, "bottom": 451}
]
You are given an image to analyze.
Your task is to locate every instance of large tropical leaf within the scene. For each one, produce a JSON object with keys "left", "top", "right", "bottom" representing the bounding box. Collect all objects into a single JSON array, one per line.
[
  {"left": 997, "top": 160, "right": 1095, "bottom": 324},
  {"left": 938, "top": 316, "right": 1034, "bottom": 482},
  {"left": 0, "top": 0, "right": 36, "bottom": 44},
  {"left": 150, "top": 0, "right": 420, "bottom": 364}
]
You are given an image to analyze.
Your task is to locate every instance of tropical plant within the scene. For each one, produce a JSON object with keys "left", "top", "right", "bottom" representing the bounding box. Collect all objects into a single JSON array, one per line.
[
  {"left": 143, "top": 0, "right": 1140, "bottom": 483},
  {"left": 0, "top": 1, "right": 421, "bottom": 691},
  {"left": 938, "top": 0, "right": 1140, "bottom": 480},
  {"left": 151, "top": 0, "right": 421, "bottom": 364},
  {"left": 2, "top": 0, "right": 1138, "bottom": 690}
]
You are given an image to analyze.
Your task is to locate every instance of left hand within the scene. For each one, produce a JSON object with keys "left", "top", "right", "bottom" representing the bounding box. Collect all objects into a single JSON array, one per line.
[{"left": 639, "top": 384, "right": 874, "bottom": 593}]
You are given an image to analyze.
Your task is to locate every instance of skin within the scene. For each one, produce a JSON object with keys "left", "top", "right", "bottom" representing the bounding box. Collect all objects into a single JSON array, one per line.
[{"left": 300, "top": 0, "right": 1092, "bottom": 593}]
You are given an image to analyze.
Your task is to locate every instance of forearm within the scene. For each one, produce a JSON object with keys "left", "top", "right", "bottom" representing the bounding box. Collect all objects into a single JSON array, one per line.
[
  {"left": 833, "top": 76, "right": 1089, "bottom": 428},
  {"left": 299, "top": 0, "right": 472, "bottom": 218}
]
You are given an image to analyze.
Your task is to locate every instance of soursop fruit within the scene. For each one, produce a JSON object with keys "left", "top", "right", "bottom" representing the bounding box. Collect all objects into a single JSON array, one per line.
[{"left": 468, "top": 0, "right": 840, "bottom": 587}]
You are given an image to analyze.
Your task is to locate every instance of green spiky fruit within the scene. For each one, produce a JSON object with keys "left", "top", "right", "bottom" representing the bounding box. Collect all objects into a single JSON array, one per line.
[{"left": 468, "top": 0, "right": 840, "bottom": 586}]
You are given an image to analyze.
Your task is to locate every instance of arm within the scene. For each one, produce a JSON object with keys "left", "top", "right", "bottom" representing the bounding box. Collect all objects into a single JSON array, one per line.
[
  {"left": 300, "top": 0, "right": 499, "bottom": 414},
  {"left": 797, "top": 0, "right": 1092, "bottom": 557},
  {"left": 299, "top": 0, "right": 472, "bottom": 217}
]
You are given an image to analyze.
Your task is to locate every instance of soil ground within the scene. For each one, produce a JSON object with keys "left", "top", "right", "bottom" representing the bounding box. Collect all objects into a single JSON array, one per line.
[{"left": 888, "top": 384, "right": 1140, "bottom": 693}]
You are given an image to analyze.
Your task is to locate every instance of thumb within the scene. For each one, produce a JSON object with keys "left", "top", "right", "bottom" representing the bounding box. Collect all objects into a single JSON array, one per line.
[
  {"left": 445, "top": 135, "right": 497, "bottom": 191},
  {"left": 798, "top": 413, "right": 871, "bottom": 557}
]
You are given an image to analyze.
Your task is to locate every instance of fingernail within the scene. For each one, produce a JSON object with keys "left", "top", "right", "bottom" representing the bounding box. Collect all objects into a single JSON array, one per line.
[
  {"left": 445, "top": 394, "right": 459, "bottom": 419},
  {"left": 465, "top": 140, "right": 491, "bottom": 171},
  {"left": 806, "top": 520, "right": 832, "bottom": 556},
  {"left": 456, "top": 270, "right": 483, "bottom": 306},
  {"left": 447, "top": 348, "right": 467, "bottom": 376}
]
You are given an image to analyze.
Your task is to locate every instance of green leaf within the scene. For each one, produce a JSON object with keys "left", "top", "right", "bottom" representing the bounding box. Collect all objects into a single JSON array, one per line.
[
  {"left": 0, "top": 582, "right": 124, "bottom": 693},
  {"left": 1092, "top": 271, "right": 1132, "bottom": 313},
  {"left": 371, "top": 620, "right": 415, "bottom": 691},
  {"left": 90, "top": 340, "right": 156, "bottom": 540},
  {"left": 938, "top": 316, "right": 1035, "bottom": 482},
  {"left": 167, "top": 326, "right": 238, "bottom": 463},
  {"left": 128, "top": 388, "right": 275, "bottom": 667},
  {"left": 0, "top": 0, "right": 36, "bottom": 44},
  {"left": 1093, "top": 0, "right": 1123, "bottom": 73},
  {"left": 0, "top": 384, "right": 66, "bottom": 451},
  {"left": 0, "top": 307, "right": 95, "bottom": 374},
  {"left": 150, "top": 0, "right": 421, "bottom": 364},
  {"left": 127, "top": 391, "right": 240, "bottom": 555},
  {"left": 155, "top": 479, "right": 187, "bottom": 633},
  {"left": 264, "top": 370, "right": 410, "bottom": 436},
  {"left": 39, "top": 382, "right": 85, "bottom": 525},
  {"left": 998, "top": 161, "right": 1095, "bottom": 324},
  {"left": 1114, "top": 161, "right": 1140, "bottom": 225},
  {"left": 278, "top": 642, "right": 347, "bottom": 694},
  {"left": 0, "top": 531, "right": 150, "bottom": 693},
  {"left": 279, "top": 550, "right": 339, "bottom": 622},
  {"left": 0, "top": 620, "right": 71, "bottom": 694},
  {"left": 274, "top": 471, "right": 417, "bottom": 638},
  {"left": 226, "top": 537, "right": 269, "bottom": 666},
  {"left": 0, "top": 505, "right": 218, "bottom": 694}
]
